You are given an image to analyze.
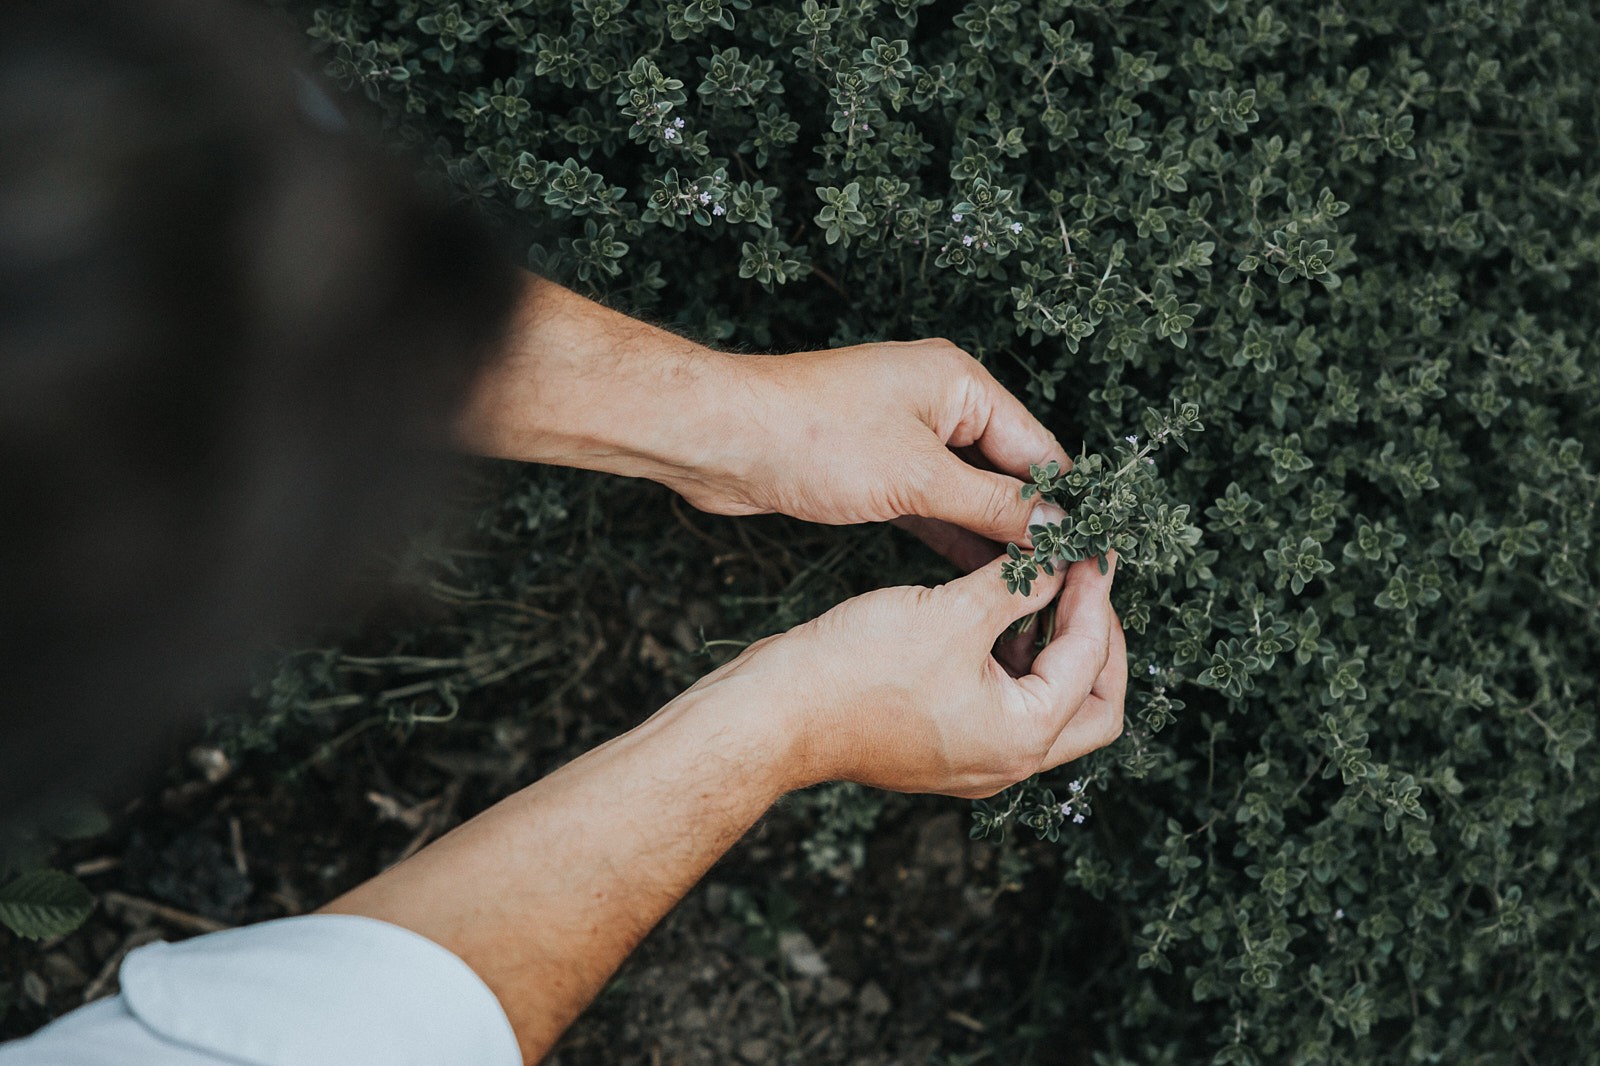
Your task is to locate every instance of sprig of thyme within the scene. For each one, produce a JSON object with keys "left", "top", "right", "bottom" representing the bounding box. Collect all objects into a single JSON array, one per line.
[{"left": 1002, "top": 401, "right": 1203, "bottom": 595}]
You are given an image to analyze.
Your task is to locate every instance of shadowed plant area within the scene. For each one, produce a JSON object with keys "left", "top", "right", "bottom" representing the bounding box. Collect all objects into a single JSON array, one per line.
[
  {"left": 284, "top": 0, "right": 1600, "bottom": 1058},
  {"left": 287, "top": 0, "right": 1600, "bottom": 1059},
  {"left": 7, "top": 0, "right": 1598, "bottom": 1061}
]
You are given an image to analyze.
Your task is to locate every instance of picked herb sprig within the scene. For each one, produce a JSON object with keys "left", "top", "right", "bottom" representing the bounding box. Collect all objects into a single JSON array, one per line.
[{"left": 1002, "top": 401, "right": 1203, "bottom": 595}]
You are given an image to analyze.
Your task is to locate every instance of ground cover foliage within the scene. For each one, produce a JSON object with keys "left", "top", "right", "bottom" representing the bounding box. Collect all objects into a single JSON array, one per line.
[{"left": 162, "top": 0, "right": 1600, "bottom": 1060}]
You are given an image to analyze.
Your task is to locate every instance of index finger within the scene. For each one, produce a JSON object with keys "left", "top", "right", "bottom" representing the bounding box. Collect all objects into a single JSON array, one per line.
[{"left": 955, "top": 361, "right": 1073, "bottom": 480}]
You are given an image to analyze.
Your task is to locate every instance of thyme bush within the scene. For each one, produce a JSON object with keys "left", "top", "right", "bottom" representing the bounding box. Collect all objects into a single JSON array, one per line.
[{"left": 274, "top": 0, "right": 1598, "bottom": 1059}]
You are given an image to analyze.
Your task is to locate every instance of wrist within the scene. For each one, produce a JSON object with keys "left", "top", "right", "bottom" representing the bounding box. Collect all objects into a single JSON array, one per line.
[
  {"left": 667, "top": 659, "right": 830, "bottom": 799},
  {"left": 455, "top": 274, "right": 764, "bottom": 496}
]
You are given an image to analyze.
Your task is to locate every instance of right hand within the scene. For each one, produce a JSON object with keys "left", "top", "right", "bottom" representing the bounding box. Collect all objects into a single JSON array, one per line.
[
  {"left": 693, "top": 551, "right": 1127, "bottom": 799},
  {"left": 656, "top": 339, "right": 1072, "bottom": 549}
]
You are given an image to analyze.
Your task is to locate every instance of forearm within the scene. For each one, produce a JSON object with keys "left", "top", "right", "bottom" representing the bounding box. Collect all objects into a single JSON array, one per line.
[
  {"left": 454, "top": 272, "right": 757, "bottom": 491},
  {"left": 319, "top": 673, "right": 804, "bottom": 1064}
]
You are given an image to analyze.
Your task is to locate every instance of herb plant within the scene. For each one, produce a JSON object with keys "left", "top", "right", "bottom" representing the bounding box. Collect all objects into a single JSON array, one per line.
[{"left": 200, "top": 0, "right": 1600, "bottom": 1058}]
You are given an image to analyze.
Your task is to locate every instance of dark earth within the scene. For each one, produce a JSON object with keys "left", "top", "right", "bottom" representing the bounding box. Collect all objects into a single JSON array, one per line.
[{"left": 1, "top": 507, "right": 1105, "bottom": 1065}]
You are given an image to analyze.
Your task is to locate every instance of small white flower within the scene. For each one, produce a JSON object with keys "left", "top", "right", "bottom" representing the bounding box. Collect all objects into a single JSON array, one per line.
[
  {"left": 1334, "top": 908, "right": 1345, "bottom": 920},
  {"left": 1059, "top": 801, "right": 1074, "bottom": 816},
  {"left": 1125, "top": 434, "right": 1139, "bottom": 446},
  {"left": 1010, "top": 222, "right": 1023, "bottom": 234},
  {"left": 861, "top": 123, "right": 870, "bottom": 131},
  {"left": 962, "top": 235, "right": 974, "bottom": 246},
  {"left": 1072, "top": 813, "right": 1085, "bottom": 824},
  {"left": 712, "top": 203, "right": 725, "bottom": 216},
  {"left": 673, "top": 117, "right": 686, "bottom": 129},
  {"left": 698, "top": 191, "right": 712, "bottom": 204},
  {"left": 1147, "top": 664, "right": 1158, "bottom": 676},
  {"left": 663, "top": 128, "right": 680, "bottom": 142},
  {"left": 1069, "top": 779, "right": 1085, "bottom": 793},
  {"left": 951, "top": 212, "right": 964, "bottom": 222}
]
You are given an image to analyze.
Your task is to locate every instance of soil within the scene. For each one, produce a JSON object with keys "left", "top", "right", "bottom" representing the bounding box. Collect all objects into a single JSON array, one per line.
[
  {"left": 1, "top": 498, "right": 1098, "bottom": 1064},
  {"left": 1, "top": 675, "right": 1081, "bottom": 1065}
]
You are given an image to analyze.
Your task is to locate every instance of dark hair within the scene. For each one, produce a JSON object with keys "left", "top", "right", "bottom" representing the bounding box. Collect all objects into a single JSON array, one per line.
[{"left": 0, "top": 0, "right": 521, "bottom": 814}]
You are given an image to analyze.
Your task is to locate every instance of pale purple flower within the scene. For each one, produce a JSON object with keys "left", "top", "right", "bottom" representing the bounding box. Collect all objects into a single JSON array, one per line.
[
  {"left": 1125, "top": 433, "right": 1139, "bottom": 446},
  {"left": 1069, "top": 779, "right": 1085, "bottom": 794},
  {"left": 1147, "top": 664, "right": 1158, "bottom": 676},
  {"left": 1072, "top": 813, "right": 1085, "bottom": 824},
  {"left": 1010, "top": 222, "right": 1023, "bottom": 234},
  {"left": 961, "top": 235, "right": 974, "bottom": 247},
  {"left": 673, "top": 117, "right": 686, "bottom": 129},
  {"left": 663, "top": 128, "right": 680, "bottom": 142},
  {"left": 712, "top": 203, "right": 725, "bottom": 216},
  {"left": 951, "top": 212, "right": 964, "bottom": 222}
]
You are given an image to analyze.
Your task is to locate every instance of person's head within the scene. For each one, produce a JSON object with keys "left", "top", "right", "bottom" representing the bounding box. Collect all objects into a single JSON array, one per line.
[{"left": 0, "top": 0, "right": 520, "bottom": 815}]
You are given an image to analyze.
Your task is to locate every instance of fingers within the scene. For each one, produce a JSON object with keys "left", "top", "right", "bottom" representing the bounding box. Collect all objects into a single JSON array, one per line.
[
  {"left": 940, "top": 550, "right": 1068, "bottom": 636},
  {"left": 915, "top": 450, "right": 1067, "bottom": 546},
  {"left": 1015, "top": 553, "right": 1118, "bottom": 729},
  {"left": 890, "top": 515, "right": 1001, "bottom": 574},
  {"left": 1038, "top": 609, "right": 1127, "bottom": 765},
  {"left": 955, "top": 361, "right": 1073, "bottom": 480},
  {"left": 1040, "top": 691, "right": 1124, "bottom": 768},
  {"left": 1093, "top": 610, "right": 1128, "bottom": 706}
]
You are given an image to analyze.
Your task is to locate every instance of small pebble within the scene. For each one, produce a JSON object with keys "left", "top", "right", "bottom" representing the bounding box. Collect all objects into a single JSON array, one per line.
[
  {"left": 858, "top": 980, "right": 891, "bottom": 1016},
  {"left": 703, "top": 881, "right": 729, "bottom": 917},
  {"left": 21, "top": 971, "right": 49, "bottom": 1007},
  {"left": 818, "top": 976, "right": 853, "bottom": 1007},
  {"left": 738, "top": 1037, "right": 773, "bottom": 1062},
  {"left": 777, "top": 930, "right": 829, "bottom": 978},
  {"left": 41, "top": 953, "right": 87, "bottom": 988}
]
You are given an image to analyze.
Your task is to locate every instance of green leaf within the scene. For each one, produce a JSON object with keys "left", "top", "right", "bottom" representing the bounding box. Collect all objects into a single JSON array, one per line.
[
  {"left": 0, "top": 870, "right": 94, "bottom": 941},
  {"left": 41, "top": 797, "right": 110, "bottom": 842}
]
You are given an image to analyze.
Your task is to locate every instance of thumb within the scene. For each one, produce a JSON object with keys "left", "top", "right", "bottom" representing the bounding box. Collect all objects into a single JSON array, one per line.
[
  {"left": 939, "top": 548, "right": 1069, "bottom": 636},
  {"left": 916, "top": 452, "right": 1067, "bottom": 547}
]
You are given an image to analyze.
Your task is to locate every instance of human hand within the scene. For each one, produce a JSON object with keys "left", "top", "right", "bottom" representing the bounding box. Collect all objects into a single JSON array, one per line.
[
  {"left": 677, "top": 339, "right": 1073, "bottom": 559},
  {"left": 691, "top": 550, "right": 1125, "bottom": 799},
  {"left": 457, "top": 281, "right": 1068, "bottom": 562}
]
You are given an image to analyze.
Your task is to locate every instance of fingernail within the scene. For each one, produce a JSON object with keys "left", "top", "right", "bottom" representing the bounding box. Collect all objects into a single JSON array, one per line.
[{"left": 1027, "top": 502, "right": 1066, "bottom": 545}]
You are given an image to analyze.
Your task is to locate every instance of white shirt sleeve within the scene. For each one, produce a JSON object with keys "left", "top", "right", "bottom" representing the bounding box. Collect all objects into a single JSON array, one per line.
[{"left": 0, "top": 913, "right": 521, "bottom": 1066}]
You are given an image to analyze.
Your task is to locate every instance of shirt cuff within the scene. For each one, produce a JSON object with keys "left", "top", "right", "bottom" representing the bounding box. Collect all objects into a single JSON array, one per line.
[{"left": 117, "top": 913, "right": 520, "bottom": 1066}]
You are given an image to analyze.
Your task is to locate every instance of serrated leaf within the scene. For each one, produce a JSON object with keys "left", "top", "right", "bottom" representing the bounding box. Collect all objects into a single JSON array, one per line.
[{"left": 0, "top": 870, "right": 94, "bottom": 941}]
